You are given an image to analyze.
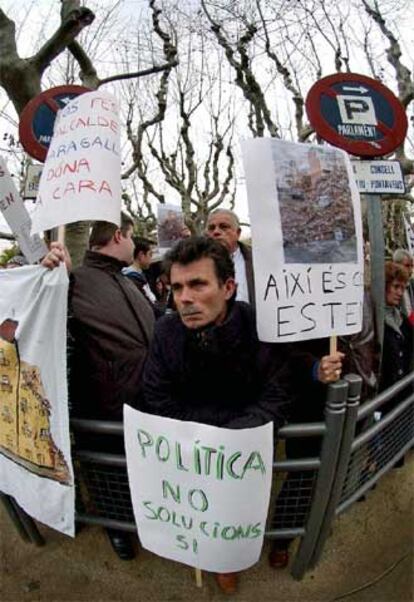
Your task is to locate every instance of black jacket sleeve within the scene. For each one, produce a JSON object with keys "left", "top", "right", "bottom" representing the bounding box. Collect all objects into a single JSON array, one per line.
[
  {"left": 224, "top": 344, "right": 291, "bottom": 432},
  {"left": 142, "top": 325, "right": 179, "bottom": 417}
]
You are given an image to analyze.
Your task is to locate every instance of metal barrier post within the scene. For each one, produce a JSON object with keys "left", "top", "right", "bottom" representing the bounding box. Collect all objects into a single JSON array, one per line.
[
  {"left": 0, "top": 493, "right": 31, "bottom": 543},
  {"left": 310, "top": 374, "right": 362, "bottom": 567},
  {"left": 290, "top": 380, "right": 348, "bottom": 580}
]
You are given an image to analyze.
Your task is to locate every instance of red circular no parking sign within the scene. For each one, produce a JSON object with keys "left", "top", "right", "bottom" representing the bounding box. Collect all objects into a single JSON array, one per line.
[
  {"left": 19, "top": 85, "right": 91, "bottom": 162},
  {"left": 305, "top": 73, "right": 407, "bottom": 157}
]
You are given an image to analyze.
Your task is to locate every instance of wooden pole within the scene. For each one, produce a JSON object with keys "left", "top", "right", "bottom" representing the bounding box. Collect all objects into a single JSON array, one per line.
[
  {"left": 57, "top": 225, "right": 65, "bottom": 245},
  {"left": 195, "top": 568, "right": 203, "bottom": 588},
  {"left": 329, "top": 335, "right": 337, "bottom": 355}
]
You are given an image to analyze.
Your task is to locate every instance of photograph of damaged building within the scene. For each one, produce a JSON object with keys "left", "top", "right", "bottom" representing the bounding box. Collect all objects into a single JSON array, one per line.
[{"left": 274, "top": 145, "right": 358, "bottom": 263}]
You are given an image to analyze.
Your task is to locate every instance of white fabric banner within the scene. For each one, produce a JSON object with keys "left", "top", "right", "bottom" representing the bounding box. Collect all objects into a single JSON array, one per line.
[
  {"left": 0, "top": 264, "right": 74, "bottom": 536},
  {"left": 124, "top": 407, "right": 273, "bottom": 573},
  {"left": 0, "top": 157, "right": 47, "bottom": 262},
  {"left": 31, "top": 91, "right": 121, "bottom": 233},
  {"left": 242, "top": 138, "right": 364, "bottom": 342}
]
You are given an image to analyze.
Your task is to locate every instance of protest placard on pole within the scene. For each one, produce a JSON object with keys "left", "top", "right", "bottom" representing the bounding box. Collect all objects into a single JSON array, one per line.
[
  {"left": 241, "top": 138, "right": 364, "bottom": 343},
  {"left": 0, "top": 157, "right": 47, "bottom": 262},
  {"left": 124, "top": 406, "right": 273, "bottom": 573},
  {"left": 0, "top": 264, "right": 74, "bottom": 536},
  {"left": 30, "top": 90, "right": 121, "bottom": 234},
  {"left": 157, "top": 204, "right": 186, "bottom": 252}
]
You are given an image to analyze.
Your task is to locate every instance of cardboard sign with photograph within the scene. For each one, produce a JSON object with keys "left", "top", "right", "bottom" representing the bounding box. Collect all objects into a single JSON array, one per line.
[
  {"left": 242, "top": 139, "right": 364, "bottom": 342},
  {"left": 157, "top": 204, "right": 187, "bottom": 251}
]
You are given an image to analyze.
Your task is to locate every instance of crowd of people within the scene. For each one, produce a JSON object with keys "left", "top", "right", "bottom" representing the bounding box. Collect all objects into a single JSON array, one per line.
[{"left": 7, "top": 208, "right": 414, "bottom": 594}]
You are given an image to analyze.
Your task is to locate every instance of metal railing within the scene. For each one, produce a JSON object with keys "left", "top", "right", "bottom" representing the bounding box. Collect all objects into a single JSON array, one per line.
[
  {"left": 2, "top": 371, "right": 413, "bottom": 581},
  {"left": 310, "top": 371, "right": 414, "bottom": 568}
]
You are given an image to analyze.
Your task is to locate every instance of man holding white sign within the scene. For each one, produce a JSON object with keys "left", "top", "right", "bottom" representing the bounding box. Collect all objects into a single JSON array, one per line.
[
  {"left": 141, "top": 236, "right": 290, "bottom": 593},
  {"left": 42, "top": 214, "right": 154, "bottom": 560}
]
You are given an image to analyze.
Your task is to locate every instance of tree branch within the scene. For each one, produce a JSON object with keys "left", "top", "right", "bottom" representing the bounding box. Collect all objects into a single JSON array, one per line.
[
  {"left": 32, "top": 5, "right": 95, "bottom": 73},
  {"left": 66, "top": 40, "right": 99, "bottom": 88},
  {"left": 99, "top": 60, "right": 178, "bottom": 87},
  {"left": 362, "top": 0, "right": 414, "bottom": 108}
]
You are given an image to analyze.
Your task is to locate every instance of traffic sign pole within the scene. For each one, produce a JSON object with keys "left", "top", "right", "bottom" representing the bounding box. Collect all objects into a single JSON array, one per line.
[
  {"left": 365, "top": 194, "right": 385, "bottom": 355},
  {"left": 306, "top": 73, "right": 408, "bottom": 369}
]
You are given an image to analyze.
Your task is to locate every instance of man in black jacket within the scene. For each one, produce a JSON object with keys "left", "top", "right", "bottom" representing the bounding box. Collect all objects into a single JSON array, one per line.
[
  {"left": 42, "top": 214, "right": 154, "bottom": 561},
  {"left": 142, "top": 236, "right": 290, "bottom": 593}
]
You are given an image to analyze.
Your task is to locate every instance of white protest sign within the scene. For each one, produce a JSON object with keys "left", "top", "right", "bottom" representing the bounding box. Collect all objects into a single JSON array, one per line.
[
  {"left": 0, "top": 157, "right": 47, "bottom": 262},
  {"left": 124, "top": 407, "right": 273, "bottom": 573},
  {"left": 0, "top": 264, "right": 74, "bottom": 536},
  {"left": 242, "top": 138, "right": 364, "bottom": 342},
  {"left": 31, "top": 91, "right": 121, "bottom": 234},
  {"left": 157, "top": 204, "right": 186, "bottom": 251}
]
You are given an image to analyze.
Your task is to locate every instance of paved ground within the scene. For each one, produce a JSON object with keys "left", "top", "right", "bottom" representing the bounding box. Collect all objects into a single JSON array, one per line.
[{"left": 1, "top": 454, "right": 413, "bottom": 602}]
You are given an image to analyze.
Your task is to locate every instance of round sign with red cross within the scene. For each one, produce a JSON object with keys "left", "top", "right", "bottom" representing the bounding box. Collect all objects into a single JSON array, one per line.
[
  {"left": 19, "top": 85, "right": 91, "bottom": 162},
  {"left": 305, "top": 73, "right": 408, "bottom": 157}
]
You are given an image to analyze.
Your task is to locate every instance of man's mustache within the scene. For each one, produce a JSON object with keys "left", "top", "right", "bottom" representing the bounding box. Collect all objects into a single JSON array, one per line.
[{"left": 180, "top": 306, "right": 200, "bottom": 317}]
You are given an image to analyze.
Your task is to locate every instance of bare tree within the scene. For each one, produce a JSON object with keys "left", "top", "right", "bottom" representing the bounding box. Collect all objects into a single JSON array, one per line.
[
  {"left": 0, "top": 1, "right": 96, "bottom": 263},
  {"left": 0, "top": 0, "right": 177, "bottom": 264},
  {"left": 0, "top": 1, "right": 95, "bottom": 115},
  {"left": 199, "top": 0, "right": 413, "bottom": 249},
  {"left": 359, "top": 0, "right": 414, "bottom": 253},
  {"left": 123, "top": 3, "right": 236, "bottom": 233}
]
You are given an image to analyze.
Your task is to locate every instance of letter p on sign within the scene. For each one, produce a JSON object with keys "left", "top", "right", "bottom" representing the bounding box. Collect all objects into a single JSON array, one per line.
[{"left": 337, "top": 95, "right": 377, "bottom": 125}]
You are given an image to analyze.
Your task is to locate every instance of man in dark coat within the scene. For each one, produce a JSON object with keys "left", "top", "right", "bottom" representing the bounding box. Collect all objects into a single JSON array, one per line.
[
  {"left": 142, "top": 236, "right": 290, "bottom": 593},
  {"left": 206, "top": 209, "right": 255, "bottom": 309},
  {"left": 42, "top": 214, "right": 154, "bottom": 560},
  {"left": 69, "top": 219, "right": 154, "bottom": 421}
]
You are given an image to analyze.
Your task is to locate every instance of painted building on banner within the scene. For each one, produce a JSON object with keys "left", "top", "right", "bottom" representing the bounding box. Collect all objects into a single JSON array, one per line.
[{"left": 0, "top": 318, "right": 71, "bottom": 484}]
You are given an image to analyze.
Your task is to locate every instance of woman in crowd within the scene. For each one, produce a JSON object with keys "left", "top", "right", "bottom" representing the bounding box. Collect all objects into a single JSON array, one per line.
[{"left": 380, "top": 261, "right": 413, "bottom": 397}]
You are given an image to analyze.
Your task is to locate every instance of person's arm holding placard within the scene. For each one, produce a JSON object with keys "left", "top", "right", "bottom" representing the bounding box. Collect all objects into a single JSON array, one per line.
[{"left": 41, "top": 241, "right": 72, "bottom": 271}]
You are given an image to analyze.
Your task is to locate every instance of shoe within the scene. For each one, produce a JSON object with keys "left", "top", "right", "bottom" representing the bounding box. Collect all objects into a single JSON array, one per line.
[
  {"left": 269, "top": 542, "right": 289, "bottom": 569},
  {"left": 215, "top": 572, "right": 238, "bottom": 594},
  {"left": 106, "top": 529, "right": 135, "bottom": 560}
]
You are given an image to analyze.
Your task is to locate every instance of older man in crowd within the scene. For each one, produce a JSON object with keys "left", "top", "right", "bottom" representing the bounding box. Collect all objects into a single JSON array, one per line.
[{"left": 206, "top": 209, "right": 255, "bottom": 308}]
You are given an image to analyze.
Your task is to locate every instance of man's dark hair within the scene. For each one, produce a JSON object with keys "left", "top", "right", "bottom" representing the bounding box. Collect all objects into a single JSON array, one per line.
[
  {"left": 89, "top": 213, "right": 134, "bottom": 249},
  {"left": 133, "top": 237, "right": 153, "bottom": 260},
  {"left": 163, "top": 236, "right": 235, "bottom": 284}
]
